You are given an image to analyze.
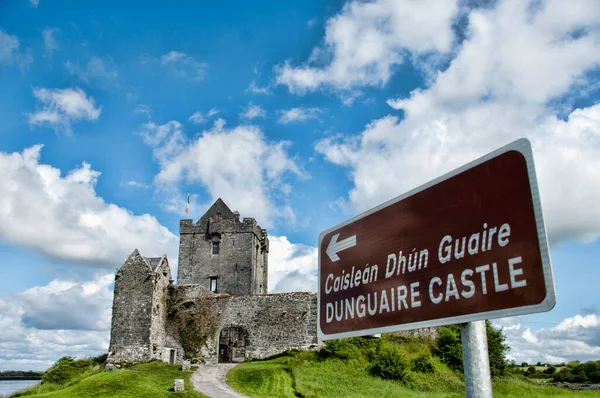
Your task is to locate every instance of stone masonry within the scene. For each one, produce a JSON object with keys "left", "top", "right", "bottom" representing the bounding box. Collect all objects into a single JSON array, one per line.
[
  {"left": 177, "top": 198, "right": 268, "bottom": 295},
  {"left": 108, "top": 197, "right": 437, "bottom": 365},
  {"left": 109, "top": 198, "right": 318, "bottom": 365}
]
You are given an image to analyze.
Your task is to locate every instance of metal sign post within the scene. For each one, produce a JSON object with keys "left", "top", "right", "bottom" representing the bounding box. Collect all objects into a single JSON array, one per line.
[{"left": 461, "top": 320, "right": 492, "bottom": 398}]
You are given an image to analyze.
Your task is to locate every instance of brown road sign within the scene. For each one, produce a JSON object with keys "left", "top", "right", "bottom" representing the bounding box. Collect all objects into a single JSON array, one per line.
[{"left": 317, "top": 138, "right": 555, "bottom": 340}]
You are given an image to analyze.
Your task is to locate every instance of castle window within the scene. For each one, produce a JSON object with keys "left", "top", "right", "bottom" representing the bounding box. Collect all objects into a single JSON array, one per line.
[
  {"left": 210, "top": 277, "right": 218, "bottom": 293},
  {"left": 212, "top": 241, "right": 220, "bottom": 255}
]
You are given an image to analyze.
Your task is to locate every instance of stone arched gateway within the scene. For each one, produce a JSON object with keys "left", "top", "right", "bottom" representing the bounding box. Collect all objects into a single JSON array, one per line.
[{"left": 218, "top": 326, "right": 249, "bottom": 363}]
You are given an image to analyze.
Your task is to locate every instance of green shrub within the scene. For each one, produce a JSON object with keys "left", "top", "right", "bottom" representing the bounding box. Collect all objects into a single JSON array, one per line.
[
  {"left": 436, "top": 321, "right": 509, "bottom": 377},
  {"left": 317, "top": 337, "right": 380, "bottom": 363},
  {"left": 411, "top": 354, "right": 435, "bottom": 373},
  {"left": 55, "top": 356, "right": 75, "bottom": 366},
  {"left": 543, "top": 365, "right": 556, "bottom": 375},
  {"left": 553, "top": 360, "right": 600, "bottom": 383},
  {"left": 369, "top": 343, "right": 410, "bottom": 382},
  {"left": 435, "top": 325, "right": 463, "bottom": 372},
  {"left": 42, "top": 359, "right": 92, "bottom": 385}
]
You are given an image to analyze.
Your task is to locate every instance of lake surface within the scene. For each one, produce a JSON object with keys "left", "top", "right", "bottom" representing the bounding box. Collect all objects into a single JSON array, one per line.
[{"left": 0, "top": 380, "right": 39, "bottom": 397}]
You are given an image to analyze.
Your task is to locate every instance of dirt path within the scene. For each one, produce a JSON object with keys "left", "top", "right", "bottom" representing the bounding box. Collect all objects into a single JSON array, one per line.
[{"left": 191, "top": 363, "right": 248, "bottom": 398}]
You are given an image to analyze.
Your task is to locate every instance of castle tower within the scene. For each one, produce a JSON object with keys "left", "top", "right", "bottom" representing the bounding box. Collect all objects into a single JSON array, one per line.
[
  {"left": 109, "top": 250, "right": 178, "bottom": 363},
  {"left": 177, "top": 198, "right": 269, "bottom": 294}
]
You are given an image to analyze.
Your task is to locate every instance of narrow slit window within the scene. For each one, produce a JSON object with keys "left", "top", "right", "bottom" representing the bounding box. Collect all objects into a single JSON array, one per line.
[
  {"left": 210, "top": 277, "right": 218, "bottom": 293},
  {"left": 212, "top": 241, "right": 220, "bottom": 255}
]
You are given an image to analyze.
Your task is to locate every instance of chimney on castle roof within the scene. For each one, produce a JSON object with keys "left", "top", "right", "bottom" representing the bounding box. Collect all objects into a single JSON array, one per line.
[{"left": 233, "top": 211, "right": 240, "bottom": 222}]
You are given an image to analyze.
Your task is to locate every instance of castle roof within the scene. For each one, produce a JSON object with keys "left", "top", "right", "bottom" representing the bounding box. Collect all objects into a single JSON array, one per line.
[
  {"left": 198, "top": 197, "right": 236, "bottom": 224},
  {"left": 145, "top": 257, "right": 163, "bottom": 270}
]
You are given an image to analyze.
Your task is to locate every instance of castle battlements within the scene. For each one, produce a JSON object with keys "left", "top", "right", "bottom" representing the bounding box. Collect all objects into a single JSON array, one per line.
[{"left": 108, "top": 198, "right": 318, "bottom": 366}]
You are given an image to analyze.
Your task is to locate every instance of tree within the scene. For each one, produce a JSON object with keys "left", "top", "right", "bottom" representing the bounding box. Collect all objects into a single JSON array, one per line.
[
  {"left": 436, "top": 321, "right": 509, "bottom": 377},
  {"left": 485, "top": 321, "right": 509, "bottom": 377},
  {"left": 521, "top": 362, "right": 528, "bottom": 367}
]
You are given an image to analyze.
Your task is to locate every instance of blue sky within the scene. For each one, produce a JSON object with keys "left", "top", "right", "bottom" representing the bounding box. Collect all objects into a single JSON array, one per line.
[{"left": 1, "top": 0, "right": 600, "bottom": 370}]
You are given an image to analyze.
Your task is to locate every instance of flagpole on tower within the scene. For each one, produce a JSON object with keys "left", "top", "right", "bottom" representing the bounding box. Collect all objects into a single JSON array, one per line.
[{"left": 185, "top": 192, "right": 190, "bottom": 217}]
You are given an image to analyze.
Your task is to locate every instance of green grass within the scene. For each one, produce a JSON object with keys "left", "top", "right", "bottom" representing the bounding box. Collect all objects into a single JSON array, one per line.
[
  {"left": 12, "top": 362, "right": 207, "bottom": 398},
  {"left": 226, "top": 344, "right": 600, "bottom": 398},
  {"left": 227, "top": 357, "right": 296, "bottom": 398}
]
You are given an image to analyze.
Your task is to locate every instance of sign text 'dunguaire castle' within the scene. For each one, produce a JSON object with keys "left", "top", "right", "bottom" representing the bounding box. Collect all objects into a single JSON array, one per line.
[{"left": 317, "top": 140, "right": 555, "bottom": 339}]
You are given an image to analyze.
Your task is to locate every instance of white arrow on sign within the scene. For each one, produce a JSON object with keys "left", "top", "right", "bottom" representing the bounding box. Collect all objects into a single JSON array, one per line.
[{"left": 326, "top": 233, "right": 357, "bottom": 262}]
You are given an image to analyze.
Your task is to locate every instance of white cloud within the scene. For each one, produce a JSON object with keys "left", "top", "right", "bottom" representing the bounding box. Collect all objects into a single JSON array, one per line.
[
  {"left": 277, "top": 107, "right": 322, "bottom": 124},
  {"left": 240, "top": 102, "right": 266, "bottom": 120},
  {"left": 494, "top": 314, "right": 600, "bottom": 364},
  {"left": 276, "top": 0, "right": 459, "bottom": 94},
  {"left": 160, "top": 51, "right": 207, "bottom": 81},
  {"left": 29, "top": 0, "right": 39, "bottom": 7},
  {"left": 268, "top": 236, "right": 317, "bottom": 293},
  {"left": 28, "top": 87, "right": 102, "bottom": 134},
  {"left": 42, "top": 28, "right": 58, "bottom": 57},
  {"left": 0, "top": 145, "right": 179, "bottom": 267},
  {"left": 0, "top": 275, "right": 113, "bottom": 371},
  {"left": 66, "top": 56, "right": 119, "bottom": 89},
  {"left": 0, "top": 29, "right": 31, "bottom": 68},
  {"left": 189, "top": 107, "right": 219, "bottom": 124},
  {"left": 141, "top": 119, "right": 304, "bottom": 227},
  {"left": 316, "top": 0, "right": 600, "bottom": 245},
  {"left": 20, "top": 274, "right": 113, "bottom": 331},
  {"left": 246, "top": 80, "right": 271, "bottom": 95}
]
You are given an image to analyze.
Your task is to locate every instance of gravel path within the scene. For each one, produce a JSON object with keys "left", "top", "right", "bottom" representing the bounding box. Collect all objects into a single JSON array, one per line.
[{"left": 191, "top": 363, "right": 248, "bottom": 398}]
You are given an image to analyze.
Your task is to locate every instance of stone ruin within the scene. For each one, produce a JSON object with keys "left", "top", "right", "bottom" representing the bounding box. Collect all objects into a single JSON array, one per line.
[
  {"left": 107, "top": 198, "right": 439, "bottom": 366},
  {"left": 108, "top": 198, "right": 320, "bottom": 365}
]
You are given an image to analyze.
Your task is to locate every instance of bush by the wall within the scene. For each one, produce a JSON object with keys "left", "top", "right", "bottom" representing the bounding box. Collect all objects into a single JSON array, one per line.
[
  {"left": 42, "top": 358, "right": 92, "bottom": 385},
  {"left": 369, "top": 344, "right": 410, "bottom": 383},
  {"left": 435, "top": 321, "right": 508, "bottom": 377},
  {"left": 411, "top": 354, "right": 435, "bottom": 374}
]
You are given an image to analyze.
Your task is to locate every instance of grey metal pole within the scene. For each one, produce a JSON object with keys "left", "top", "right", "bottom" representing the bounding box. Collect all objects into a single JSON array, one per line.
[{"left": 461, "top": 320, "right": 493, "bottom": 398}]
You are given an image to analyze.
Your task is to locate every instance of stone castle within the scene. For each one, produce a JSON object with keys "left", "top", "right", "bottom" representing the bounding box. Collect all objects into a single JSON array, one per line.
[{"left": 108, "top": 198, "right": 320, "bottom": 365}]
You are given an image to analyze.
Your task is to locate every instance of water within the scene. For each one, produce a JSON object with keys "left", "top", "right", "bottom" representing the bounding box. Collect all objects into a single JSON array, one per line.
[{"left": 0, "top": 380, "right": 40, "bottom": 397}]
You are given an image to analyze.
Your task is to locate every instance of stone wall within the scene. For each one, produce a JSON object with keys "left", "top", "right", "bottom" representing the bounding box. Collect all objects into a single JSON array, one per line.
[
  {"left": 108, "top": 250, "right": 154, "bottom": 363},
  {"left": 177, "top": 217, "right": 268, "bottom": 295},
  {"left": 148, "top": 257, "right": 180, "bottom": 362},
  {"left": 169, "top": 289, "right": 320, "bottom": 362}
]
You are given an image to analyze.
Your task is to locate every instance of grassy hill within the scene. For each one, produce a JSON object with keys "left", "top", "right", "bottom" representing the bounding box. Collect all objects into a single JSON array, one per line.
[
  {"left": 12, "top": 360, "right": 206, "bottom": 398},
  {"left": 226, "top": 335, "right": 600, "bottom": 397},
  {"left": 14, "top": 335, "right": 600, "bottom": 397}
]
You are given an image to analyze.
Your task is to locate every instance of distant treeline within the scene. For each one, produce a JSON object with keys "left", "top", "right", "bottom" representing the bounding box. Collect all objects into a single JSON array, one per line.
[{"left": 0, "top": 370, "right": 44, "bottom": 380}]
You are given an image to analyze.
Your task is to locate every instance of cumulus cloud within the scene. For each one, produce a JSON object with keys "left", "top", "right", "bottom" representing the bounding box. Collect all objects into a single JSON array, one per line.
[
  {"left": 316, "top": 0, "right": 600, "bottom": 245},
  {"left": 160, "top": 51, "right": 207, "bottom": 81},
  {"left": 141, "top": 119, "right": 304, "bottom": 227},
  {"left": 19, "top": 274, "right": 113, "bottom": 331},
  {"left": 0, "top": 275, "right": 113, "bottom": 371},
  {"left": 66, "top": 56, "right": 119, "bottom": 89},
  {"left": 240, "top": 102, "right": 266, "bottom": 120},
  {"left": 189, "top": 107, "right": 219, "bottom": 124},
  {"left": 276, "top": 0, "right": 459, "bottom": 94},
  {"left": 42, "top": 28, "right": 58, "bottom": 57},
  {"left": 0, "top": 145, "right": 179, "bottom": 267},
  {"left": 28, "top": 87, "right": 102, "bottom": 134},
  {"left": 277, "top": 107, "right": 322, "bottom": 124},
  {"left": 268, "top": 236, "right": 318, "bottom": 293},
  {"left": 494, "top": 314, "right": 600, "bottom": 364}
]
